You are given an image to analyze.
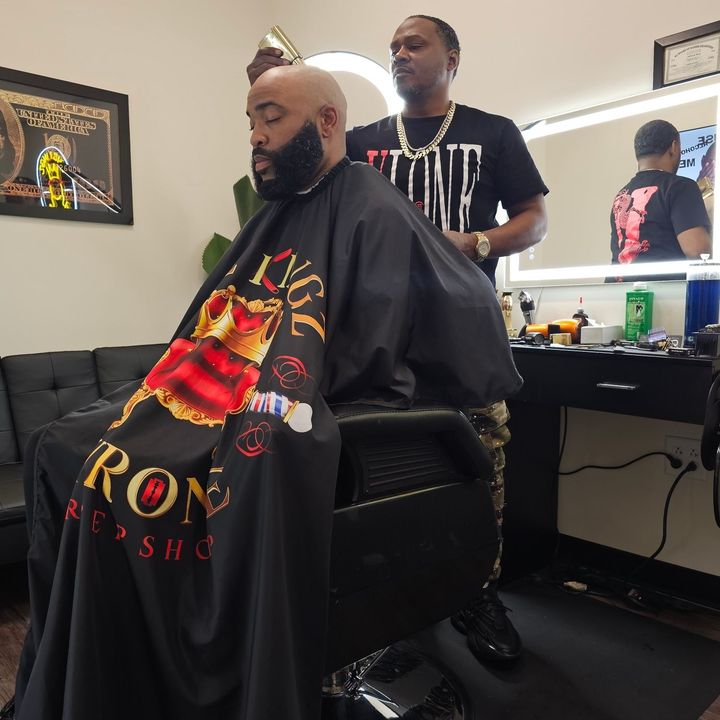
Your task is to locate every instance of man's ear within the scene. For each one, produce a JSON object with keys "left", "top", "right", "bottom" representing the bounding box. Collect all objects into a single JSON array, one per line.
[
  {"left": 318, "top": 104, "right": 339, "bottom": 138},
  {"left": 665, "top": 139, "right": 679, "bottom": 165},
  {"left": 447, "top": 49, "right": 459, "bottom": 74}
]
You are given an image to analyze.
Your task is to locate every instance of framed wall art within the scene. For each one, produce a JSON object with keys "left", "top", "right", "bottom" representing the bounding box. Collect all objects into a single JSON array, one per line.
[
  {"left": 0, "top": 66, "right": 133, "bottom": 225},
  {"left": 653, "top": 21, "right": 720, "bottom": 89}
]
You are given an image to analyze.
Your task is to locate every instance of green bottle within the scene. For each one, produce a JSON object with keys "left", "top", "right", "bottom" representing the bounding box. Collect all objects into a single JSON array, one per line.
[{"left": 625, "top": 282, "right": 654, "bottom": 341}]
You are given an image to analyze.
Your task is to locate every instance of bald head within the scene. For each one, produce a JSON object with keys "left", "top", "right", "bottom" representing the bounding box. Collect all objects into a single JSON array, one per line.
[
  {"left": 251, "top": 65, "right": 347, "bottom": 129},
  {"left": 246, "top": 65, "right": 347, "bottom": 199}
]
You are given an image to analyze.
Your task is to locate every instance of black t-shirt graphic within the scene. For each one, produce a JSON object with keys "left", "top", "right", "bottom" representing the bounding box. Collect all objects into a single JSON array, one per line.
[
  {"left": 346, "top": 104, "right": 548, "bottom": 286},
  {"left": 610, "top": 170, "right": 710, "bottom": 264}
]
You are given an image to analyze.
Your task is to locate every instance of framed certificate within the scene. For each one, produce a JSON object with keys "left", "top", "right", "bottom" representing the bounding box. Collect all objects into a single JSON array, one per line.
[
  {"left": 653, "top": 21, "right": 720, "bottom": 89},
  {"left": 0, "top": 66, "right": 133, "bottom": 225}
]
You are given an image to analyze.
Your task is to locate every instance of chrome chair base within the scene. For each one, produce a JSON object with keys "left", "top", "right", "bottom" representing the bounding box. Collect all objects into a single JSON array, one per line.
[{"left": 322, "top": 645, "right": 464, "bottom": 719}]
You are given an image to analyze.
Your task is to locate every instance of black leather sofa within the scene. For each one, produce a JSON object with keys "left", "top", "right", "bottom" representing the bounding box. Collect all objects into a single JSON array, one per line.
[{"left": 0, "top": 344, "right": 166, "bottom": 565}]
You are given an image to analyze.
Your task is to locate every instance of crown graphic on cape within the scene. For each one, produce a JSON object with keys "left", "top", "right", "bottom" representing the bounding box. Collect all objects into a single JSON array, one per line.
[
  {"left": 192, "top": 285, "right": 283, "bottom": 366},
  {"left": 111, "top": 286, "right": 285, "bottom": 428}
]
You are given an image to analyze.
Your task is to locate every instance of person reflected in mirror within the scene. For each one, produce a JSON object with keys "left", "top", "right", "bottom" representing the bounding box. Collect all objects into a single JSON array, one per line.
[
  {"left": 248, "top": 14, "right": 548, "bottom": 670},
  {"left": 610, "top": 119, "right": 711, "bottom": 267}
]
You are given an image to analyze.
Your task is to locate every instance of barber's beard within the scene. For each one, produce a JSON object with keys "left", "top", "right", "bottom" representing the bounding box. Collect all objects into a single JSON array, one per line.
[
  {"left": 394, "top": 66, "right": 448, "bottom": 104},
  {"left": 252, "top": 122, "right": 324, "bottom": 201},
  {"left": 395, "top": 79, "right": 430, "bottom": 103}
]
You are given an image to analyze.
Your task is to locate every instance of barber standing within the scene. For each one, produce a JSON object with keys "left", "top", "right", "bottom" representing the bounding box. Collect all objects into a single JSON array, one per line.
[{"left": 248, "top": 14, "right": 548, "bottom": 667}]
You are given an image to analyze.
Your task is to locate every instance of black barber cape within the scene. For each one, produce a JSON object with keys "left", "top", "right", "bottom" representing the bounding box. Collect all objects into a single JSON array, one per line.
[{"left": 15, "top": 159, "right": 521, "bottom": 720}]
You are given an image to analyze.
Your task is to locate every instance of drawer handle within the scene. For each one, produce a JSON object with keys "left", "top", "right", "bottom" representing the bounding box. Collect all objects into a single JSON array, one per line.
[{"left": 596, "top": 382, "right": 638, "bottom": 391}]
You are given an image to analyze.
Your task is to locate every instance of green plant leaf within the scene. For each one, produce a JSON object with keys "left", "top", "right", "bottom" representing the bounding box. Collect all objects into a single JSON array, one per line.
[
  {"left": 233, "top": 175, "right": 265, "bottom": 227},
  {"left": 202, "top": 233, "right": 232, "bottom": 274}
]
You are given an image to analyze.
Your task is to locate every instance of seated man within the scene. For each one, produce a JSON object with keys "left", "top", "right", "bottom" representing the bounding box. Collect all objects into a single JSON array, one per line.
[{"left": 14, "top": 66, "right": 521, "bottom": 720}]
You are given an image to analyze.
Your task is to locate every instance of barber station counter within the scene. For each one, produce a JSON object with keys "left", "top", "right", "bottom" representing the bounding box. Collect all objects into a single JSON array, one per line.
[
  {"left": 501, "top": 343, "right": 720, "bottom": 595},
  {"left": 510, "top": 343, "right": 718, "bottom": 424}
]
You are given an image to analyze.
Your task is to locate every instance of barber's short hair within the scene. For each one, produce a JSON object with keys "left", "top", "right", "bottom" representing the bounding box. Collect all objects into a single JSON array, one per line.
[
  {"left": 634, "top": 119, "right": 679, "bottom": 159},
  {"left": 408, "top": 15, "right": 461, "bottom": 53}
]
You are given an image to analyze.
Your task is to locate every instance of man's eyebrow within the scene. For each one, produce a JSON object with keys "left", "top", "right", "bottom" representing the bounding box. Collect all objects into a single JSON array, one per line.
[
  {"left": 251, "top": 101, "right": 285, "bottom": 113},
  {"left": 391, "top": 34, "right": 425, "bottom": 46}
]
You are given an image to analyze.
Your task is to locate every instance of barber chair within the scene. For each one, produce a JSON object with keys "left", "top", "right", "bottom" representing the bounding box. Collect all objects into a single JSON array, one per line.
[
  {"left": 323, "top": 405, "right": 499, "bottom": 719},
  {"left": 0, "top": 404, "right": 497, "bottom": 720}
]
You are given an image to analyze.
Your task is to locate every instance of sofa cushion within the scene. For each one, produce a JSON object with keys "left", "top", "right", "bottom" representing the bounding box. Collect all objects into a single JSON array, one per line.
[
  {"left": 2, "top": 351, "right": 100, "bottom": 459},
  {"left": 0, "top": 461, "right": 24, "bottom": 518},
  {"left": 94, "top": 344, "right": 167, "bottom": 395},
  {"left": 0, "top": 365, "right": 19, "bottom": 464}
]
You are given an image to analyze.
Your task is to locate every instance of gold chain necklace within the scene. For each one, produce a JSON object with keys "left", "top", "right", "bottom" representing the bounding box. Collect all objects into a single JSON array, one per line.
[{"left": 396, "top": 101, "right": 456, "bottom": 161}]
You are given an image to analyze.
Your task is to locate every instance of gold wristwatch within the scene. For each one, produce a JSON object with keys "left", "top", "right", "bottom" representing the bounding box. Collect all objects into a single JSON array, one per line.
[{"left": 473, "top": 231, "right": 491, "bottom": 262}]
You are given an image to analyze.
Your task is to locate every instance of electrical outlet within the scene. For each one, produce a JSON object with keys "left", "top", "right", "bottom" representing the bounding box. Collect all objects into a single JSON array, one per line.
[{"left": 664, "top": 436, "right": 700, "bottom": 475}]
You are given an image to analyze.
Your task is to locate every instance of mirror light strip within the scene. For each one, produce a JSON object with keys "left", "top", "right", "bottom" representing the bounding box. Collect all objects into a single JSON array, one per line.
[
  {"left": 522, "top": 83, "right": 720, "bottom": 140},
  {"left": 508, "top": 256, "right": 694, "bottom": 282}
]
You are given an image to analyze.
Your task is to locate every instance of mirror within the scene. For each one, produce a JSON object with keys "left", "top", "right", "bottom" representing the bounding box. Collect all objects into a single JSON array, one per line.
[{"left": 505, "top": 78, "right": 719, "bottom": 287}]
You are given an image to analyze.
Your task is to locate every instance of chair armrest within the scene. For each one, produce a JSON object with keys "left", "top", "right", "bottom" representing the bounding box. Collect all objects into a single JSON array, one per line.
[{"left": 331, "top": 404, "right": 493, "bottom": 506}]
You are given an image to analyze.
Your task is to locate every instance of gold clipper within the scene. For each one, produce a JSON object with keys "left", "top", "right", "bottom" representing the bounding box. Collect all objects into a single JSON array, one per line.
[{"left": 258, "top": 25, "right": 304, "bottom": 64}]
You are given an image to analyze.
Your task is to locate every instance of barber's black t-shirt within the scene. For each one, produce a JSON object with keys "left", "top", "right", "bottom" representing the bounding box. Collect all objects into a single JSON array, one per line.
[
  {"left": 610, "top": 169, "right": 710, "bottom": 264},
  {"left": 346, "top": 104, "right": 548, "bottom": 286}
]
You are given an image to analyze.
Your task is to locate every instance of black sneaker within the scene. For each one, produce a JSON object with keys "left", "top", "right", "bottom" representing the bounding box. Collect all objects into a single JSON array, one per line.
[{"left": 451, "top": 585, "right": 522, "bottom": 666}]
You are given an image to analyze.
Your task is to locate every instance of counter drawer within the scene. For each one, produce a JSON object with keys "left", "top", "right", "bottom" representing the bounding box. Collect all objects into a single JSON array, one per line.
[{"left": 511, "top": 348, "right": 714, "bottom": 424}]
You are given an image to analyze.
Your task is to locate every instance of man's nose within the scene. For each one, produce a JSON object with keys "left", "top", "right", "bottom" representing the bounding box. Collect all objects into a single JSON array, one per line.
[
  {"left": 393, "top": 46, "right": 410, "bottom": 64},
  {"left": 250, "top": 127, "right": 267, "bottom": 148}
]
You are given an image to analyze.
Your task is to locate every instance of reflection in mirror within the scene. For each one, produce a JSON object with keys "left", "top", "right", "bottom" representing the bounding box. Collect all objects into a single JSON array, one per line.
[{"left": 506, "top": 80, "right": 719, "bottom": 287}]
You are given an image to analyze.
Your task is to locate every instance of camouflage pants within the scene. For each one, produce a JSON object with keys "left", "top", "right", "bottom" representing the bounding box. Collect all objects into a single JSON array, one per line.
[{"left": 468, "top": 400, "right": 510, "bottom": 584}]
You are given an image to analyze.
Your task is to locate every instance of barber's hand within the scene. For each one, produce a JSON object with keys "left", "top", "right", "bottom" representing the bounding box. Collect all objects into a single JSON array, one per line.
[
  {"left": 443, "top": 230, "right": 477, "bottom": 259},
  {"left": 247, "top": 47, "right": 291, "bottom": 85}
]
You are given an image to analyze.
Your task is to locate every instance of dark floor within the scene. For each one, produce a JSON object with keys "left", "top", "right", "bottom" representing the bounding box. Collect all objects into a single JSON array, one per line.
[
  {"left": 0, "top": 563, "right": 28, "bottom": 709},
  {"left": 404, "top": 577, "right": 720, "bottom": 720},
  {"left": 2, "top": 564, "right": 720, "bottom": 719}
]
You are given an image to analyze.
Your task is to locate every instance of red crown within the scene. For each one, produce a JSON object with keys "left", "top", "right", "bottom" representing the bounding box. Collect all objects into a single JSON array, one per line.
[{"left": 192, "top": 285, "right": 283, "bottom": 365}]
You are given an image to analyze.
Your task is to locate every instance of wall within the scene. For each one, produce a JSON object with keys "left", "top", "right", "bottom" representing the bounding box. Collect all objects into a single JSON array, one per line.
[
  {"left": 0, "top": 0, "right": 272, "bottom": 355},
  {"left": 278, "top": 1, "right": 720, "bottom": 124},
  {"left": 558, "top": 409, "right": 717, "bottom": 576}
]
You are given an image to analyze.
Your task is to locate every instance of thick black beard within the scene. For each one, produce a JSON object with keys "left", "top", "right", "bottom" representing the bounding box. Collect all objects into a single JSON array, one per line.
[{"left": 251, "top": 122, "right": 324, "bottom": 201}]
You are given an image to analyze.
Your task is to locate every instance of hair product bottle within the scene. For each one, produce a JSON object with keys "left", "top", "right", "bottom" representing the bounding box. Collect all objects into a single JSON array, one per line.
[
  {"left": 625, "top": 282, "right": 654, "bottom": 341},
  {"left": 501, "top": 291, "right": 513, "bottom": 335}
]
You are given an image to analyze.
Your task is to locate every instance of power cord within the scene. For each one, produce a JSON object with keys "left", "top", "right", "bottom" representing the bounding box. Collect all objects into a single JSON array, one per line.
[
  {"left": 558, "top": 451, "right": 682, "bottom": 475},
  {"left": 628, "top": 461, "right": 697, "bottom": 578},
  {"left": 550, "top": 452, "right": 696, "bottom": 612},
  {"left": 549, "top": 461, "right": 698, "bottom": 613}
]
